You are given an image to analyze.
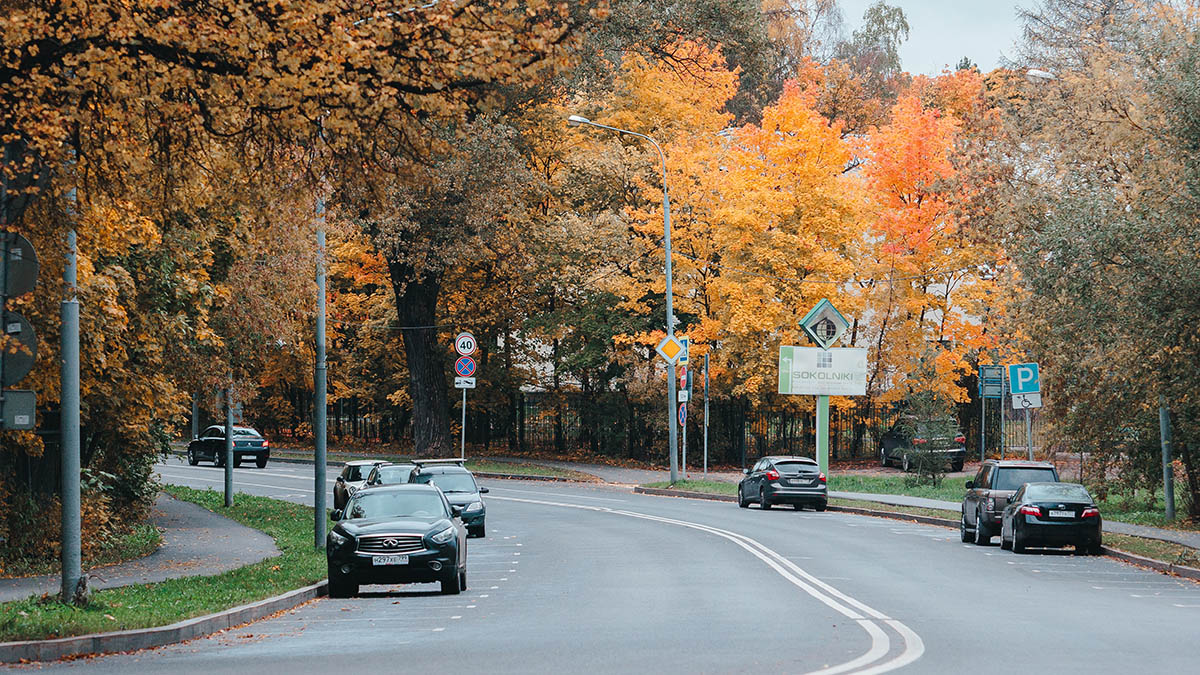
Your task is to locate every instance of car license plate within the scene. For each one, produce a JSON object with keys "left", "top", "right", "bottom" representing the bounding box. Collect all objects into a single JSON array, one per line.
[
  {"left": 1049, "top": 510, "right": 1074, "bottom": 518},
  {"left": 372, "top": 555, "right": 409, "bottom": 566}
]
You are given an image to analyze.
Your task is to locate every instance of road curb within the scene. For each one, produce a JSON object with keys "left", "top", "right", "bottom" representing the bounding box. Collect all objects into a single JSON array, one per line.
[
  {"left": 1102, "top": 547, "right": 1200, "bottom": 581},
  {"left": 0, "top": 580, "right": 327, "bottom": 664},
  {"left": 632, "top": 487, "right": 960, "bottom": 527},
  {"left": 168, "top": 449, "right": 592, "bottom": 483}
]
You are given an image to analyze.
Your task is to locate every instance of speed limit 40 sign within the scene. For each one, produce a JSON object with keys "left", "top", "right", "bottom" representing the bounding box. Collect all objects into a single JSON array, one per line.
[{"left": 455, "top": 332, "right": 477, "bottom": 356}]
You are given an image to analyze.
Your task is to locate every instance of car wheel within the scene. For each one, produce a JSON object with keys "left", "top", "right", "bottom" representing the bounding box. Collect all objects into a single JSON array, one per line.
[
  {"left": 1088, "top": 541, "right": 1103, "bottom": 556},
  {"left": 440, "top": 571, "right": 463, "bottom": 595},
  {"left": 960, "top": 513, "right": 972, "bottom": 543},
  {"left": 459, "top": 570, "right": 467, "bottom": 592},
  {"left": 327, "top": 564, "right": 357, "bottom": 598},
  {"left": 469, "top": 524, "right": 485, "bottom": 538},
  {"left": 1000, "top": 527, "right": 1013, "bottom": 550},
  {"left": 880, "top": 449, "right": 889, "bottom": 467},
  {"left": 815, "top": 501, "right": 827, "bottom": 512},
  {"left": 737, "top": 485, "right": 749, "bottom": 508},
  {"left": 759, "top": 488, "right": 771, "bottom": 510},
  {"left": 793, "top": 503, "right": 805, "bottom": 510},
  {"left": 233, "top": 456, "right": 242, "bottom": 468},
  {"left": 215, "top": 453, "right": 225, "bottom": 468},
  {"left": 951, "top": 461, "right": 964, "bottom": 472},
  {"left": 256, "top": 454, "right": 268, "bottom": 468},
  {"left": 1012, "top": 524, "right": 1027, "bottom": 553},
  {"left": 902, "top": 454, "right": 910, "bottom": 472},
  {"left": 974, "top": 509, "right": 991, "bottom": 545},
  {"left": 187, "top": 448, "right": 199, "bottom": 466}
]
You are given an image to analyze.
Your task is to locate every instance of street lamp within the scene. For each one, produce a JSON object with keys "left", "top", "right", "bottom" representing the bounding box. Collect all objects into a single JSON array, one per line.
[{"left": 567, "top": 114, "right": 680, "bottom": 484}]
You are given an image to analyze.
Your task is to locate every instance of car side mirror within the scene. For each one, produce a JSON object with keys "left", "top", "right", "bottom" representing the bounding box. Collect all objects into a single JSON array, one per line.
[
  {"left": 335, "top": 476, "right": 344, "bottom": 483},
  {"left": 965, "top": 481, "right": 974, "bottom": 490},
  {"left": 451, "top": 505, "right": 463, "bottom": 518},
  {"left": 479, "top": 487, "right": 489, "bottom": 494},
  {"left": 331, "top": 509, "right": 343, "bottom": 521},
  {"left": 742, "top": 468, "right": 750, "bottom": 475}
]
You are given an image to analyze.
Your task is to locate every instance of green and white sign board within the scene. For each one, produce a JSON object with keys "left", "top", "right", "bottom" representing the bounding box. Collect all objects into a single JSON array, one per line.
[{"left": 778, "top": 346, "right": 868, "bottom": 396}]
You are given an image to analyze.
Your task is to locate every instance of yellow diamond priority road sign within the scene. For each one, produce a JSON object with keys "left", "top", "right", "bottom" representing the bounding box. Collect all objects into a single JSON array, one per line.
[{"left": 655, "top": 335, "right": 684, "bottom": 364}]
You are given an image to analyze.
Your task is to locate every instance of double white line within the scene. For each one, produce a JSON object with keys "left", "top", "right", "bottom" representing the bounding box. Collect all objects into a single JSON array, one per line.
[{"left": 492, "top": 495, "right": 924, "bottom": 674}]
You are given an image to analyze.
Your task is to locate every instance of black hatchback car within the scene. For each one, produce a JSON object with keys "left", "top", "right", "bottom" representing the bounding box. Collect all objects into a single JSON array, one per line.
[
  {"left": 1000, "top": 482, "right": 1102, "bottom": 555},
  {"left": 408, "top": 460, "right": 488, "bottom": 537},
  {"left": 186, "top": 425, "right": 269, "bottom": 468},
  {"left": 326, "top": 484, "right": 467, "bottom": 597},
  {"left": 738, "top": 456, "right": 827, "bottom": 511}
]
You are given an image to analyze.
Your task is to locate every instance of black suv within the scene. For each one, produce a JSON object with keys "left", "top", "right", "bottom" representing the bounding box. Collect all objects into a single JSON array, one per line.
[
  {"left": 880, "top": 417, "right": 967, "bottom": 472},
  {"left": 961, "top": 459, "right": 1060, "bottom": 545},
  {"left": 408, "top": 460, "right": 489, "bottom": 537}
]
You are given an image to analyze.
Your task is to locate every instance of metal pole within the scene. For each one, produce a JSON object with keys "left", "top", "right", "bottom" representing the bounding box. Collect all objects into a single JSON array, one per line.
[
  {"left": 681, "top": 394, "right": 687, "bottom": 479},
  {"left": 703, "top": 351, "right": 709, "bottom": 478},
  {"left": 191, "top": 392, "right": 200, "bottom": 440},
  {"left": 224, "top": 387, "right": 233, "bottom": 507},
  {"left": 1159, "top": 395, "right": 1175, "bottom": 521},
  {"left": 314, "top": 217, "right": 328, "bottom": 547},
  {"left": 1000, "top": 367, "right": 1006, "bottom": 459},
  {"left": 60, "top": 223, "right": 81, "bottom": 603},
  {"left": 817, "top": 395, "right": 830, "bottom": 476},
  {"left": 461, "top": 388, "right": 467, "bottom": 460},
  {"left": 1024, "top": 407, "right": 1033, "bottom": 461},
  {"left": 980, "top": 390, "right": 986, "bottom": 463}
]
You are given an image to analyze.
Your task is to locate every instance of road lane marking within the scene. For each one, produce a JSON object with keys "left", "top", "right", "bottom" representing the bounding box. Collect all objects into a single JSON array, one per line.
[
  {"left": 491, "top": 487, "right": 628, "bottom": 502},
  {"left": 492, "top": 494, "right": 923, "bottom": 674},
  {"left": 158, "top": 472, "right": 315, "bottom": 494}
]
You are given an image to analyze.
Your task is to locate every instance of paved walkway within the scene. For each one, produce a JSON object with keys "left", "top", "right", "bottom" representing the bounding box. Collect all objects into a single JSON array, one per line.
[
  {"left": 0, "top": 493, "right": 278, "bottom": 603},
  {"left": 498, "top": 457, "right": 1200, "bottom": 550}
]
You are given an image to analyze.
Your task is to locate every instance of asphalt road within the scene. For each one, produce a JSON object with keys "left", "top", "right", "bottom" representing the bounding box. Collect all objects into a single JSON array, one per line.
[{"left": 18, "top": 457, "right": 1200, "bottom": 674}]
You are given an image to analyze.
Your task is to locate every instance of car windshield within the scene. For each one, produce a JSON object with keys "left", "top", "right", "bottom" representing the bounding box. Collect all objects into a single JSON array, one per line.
[
  {"left": 377, "top": 466, "right": 414, "bottom": 484},
  {"left": 233, "top": 429, "right": 260, "bottom": 437},
  {"left": 993, "top": 468, "right": 1058, "bottom": 491},
  {"left": 346, "top": 466, "right": 369, "bottom": 482},
  {"left": 412, "top": 472, "right": 477, "bottom": 493},
  {"left": 774, "top": 461, "right": 816, "bottom": 474},
  {"left": 345, "top": 491, "right": 446, "bottom": 520},
  {"left": 1026, "top": 483, "right": 1091, "bottom": 501}
]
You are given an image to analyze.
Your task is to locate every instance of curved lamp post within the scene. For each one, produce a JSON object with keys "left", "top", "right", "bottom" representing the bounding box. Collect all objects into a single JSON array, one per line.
[{"left": 567, "top": 115, "right": 679, "bottom": 484}]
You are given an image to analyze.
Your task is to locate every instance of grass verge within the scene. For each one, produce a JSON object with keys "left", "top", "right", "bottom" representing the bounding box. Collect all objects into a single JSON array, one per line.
[
  {"left": 0, "top": 487, "right": 326, "bottom": 643},
  {"left": 1, "top": 524, "right": 163, "bottom": 579},
  {"left": 261, "top": 448, "right": 598, "bottom": 482}
]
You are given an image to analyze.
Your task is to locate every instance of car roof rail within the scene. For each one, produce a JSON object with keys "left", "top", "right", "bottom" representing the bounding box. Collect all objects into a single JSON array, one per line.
[{"left": 412, "top": 458, "right": 467, "bottom": 467}]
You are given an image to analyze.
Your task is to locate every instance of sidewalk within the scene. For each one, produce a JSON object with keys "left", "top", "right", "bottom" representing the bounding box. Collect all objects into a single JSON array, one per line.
[
  {"left": 506, "top": 457, "right": 1200, "bottom": 551},
  {"left": 0, "top": 493, "right": 279, "bottom": 603}
]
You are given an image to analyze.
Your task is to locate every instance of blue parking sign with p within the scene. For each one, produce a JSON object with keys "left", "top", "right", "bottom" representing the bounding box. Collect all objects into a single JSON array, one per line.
[{"left": 1008, "top": 363, "right": 1040, "bottom": 394}]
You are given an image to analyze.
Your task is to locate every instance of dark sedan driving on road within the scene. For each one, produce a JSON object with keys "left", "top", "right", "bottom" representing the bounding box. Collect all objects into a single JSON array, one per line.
[
  {"left": 738, "top": 456, "right": 827, "bottom": 511},
  {"left": 409, "top": 460, "right": 488, "bottom": 537},
  {"left": 326, "top": 484, "right": 467, "bottom": 597},
  {"left": 1000, "top": 482, "right": 1102, "bottom": 554},
  {"left": 186, "top": 425, "right": 269, "bottom": 468}
]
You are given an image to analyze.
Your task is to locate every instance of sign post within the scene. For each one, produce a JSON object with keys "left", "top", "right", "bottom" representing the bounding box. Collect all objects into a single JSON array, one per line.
[
  {"left": 978, "top": 365, "right": 1003, "bottom": 461},
  {"left": 703, "top": 351, "right": 709, "bottom": 478},
  {"left": 1008, "top": 363, "right": 1041, "bottom": 460},
  {"left": 455, "top": 333, "right": 478, "bottom": 460},
  {"left": 780, "top": 300, "right": 861, "bottom": 477}
]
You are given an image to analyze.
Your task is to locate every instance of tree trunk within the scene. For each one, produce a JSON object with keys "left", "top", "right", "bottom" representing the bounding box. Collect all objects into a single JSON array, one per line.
[{"left": 388, "top": 264, "right": 450, "bottom": 455}]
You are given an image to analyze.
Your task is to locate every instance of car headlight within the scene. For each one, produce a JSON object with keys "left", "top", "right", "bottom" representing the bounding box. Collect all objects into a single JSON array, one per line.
[
  {"left": 465, "top": 501, "right": 484, "bottom": 512},
  {"left": 329, "top": 530, "right": 349, "bottom": 546},
  {"left": 430, "top": 526, "right": 456, "bottom": 545}
]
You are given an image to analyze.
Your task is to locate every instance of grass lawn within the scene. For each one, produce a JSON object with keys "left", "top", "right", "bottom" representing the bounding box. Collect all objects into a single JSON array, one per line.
[
  {"left": 0, "top": 487, "right": 327, "bottom": 643},
  {"left": 826, "top": 473, "right": 968, "bottom": 503},
  {"left": 264, "top": 448, "right": 597, "bottom": 482},
  {"left": 1, "top": 524, "right": 162, "bottom": 579}
]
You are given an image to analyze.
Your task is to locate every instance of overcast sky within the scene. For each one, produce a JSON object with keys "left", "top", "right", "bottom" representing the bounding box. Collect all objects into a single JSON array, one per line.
[{"left": 837, "top": 0, "right": 1037, "bottom": 74}]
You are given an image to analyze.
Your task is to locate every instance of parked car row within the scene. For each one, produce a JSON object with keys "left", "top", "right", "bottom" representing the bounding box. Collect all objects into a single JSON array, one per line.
[
  {"left": 326, "top": 458, "right": 489, "bottom": 598},
  {"left": 961, "top": 459, "right": 1102, "bottom": 554}
]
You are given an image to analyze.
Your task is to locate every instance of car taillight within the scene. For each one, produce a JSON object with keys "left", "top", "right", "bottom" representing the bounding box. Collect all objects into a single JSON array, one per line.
[
  {"left": 1082, "top": 507, "right": 1099, "bottom": 518},
  {"left": 954, "top": 436, "right": 966, "bottom": 444},
  {"left": 913, "top": 438, "right": 927, "bottom": 445},
  {"left": 766, "top": 469, "right": 780, "bottom": 481},
  {"left": 1019, "top": 505, "right": 1041, "bottom": 517},
  {"left": 263, "top": 440, "right": 269, "bottom": 449},
  {"left": 818, "top": 472, "right": 827, "bottom": 483}
]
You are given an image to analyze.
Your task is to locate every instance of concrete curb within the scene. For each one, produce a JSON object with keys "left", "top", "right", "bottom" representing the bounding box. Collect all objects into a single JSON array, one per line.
[
  {"left": 168, "top": 449, "right": 594, "bottom": 483},
  {"left": 632, "top": 486, "right": 1200, "bottom": 580},
  {"left": 0, "top": 580, "right": 327, "bottom": 664}
]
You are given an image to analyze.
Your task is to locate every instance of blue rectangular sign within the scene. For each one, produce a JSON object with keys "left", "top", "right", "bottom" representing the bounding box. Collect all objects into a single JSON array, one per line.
[{"left": 1008, "top": 363, "right": 1040, "bottom": 394}]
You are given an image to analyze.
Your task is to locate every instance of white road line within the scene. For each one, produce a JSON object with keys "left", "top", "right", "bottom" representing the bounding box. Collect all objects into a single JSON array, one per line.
[
  {"left": 491, "top": 487, "right": 628, "bottom": 503},
  {"left": 158, "top": 472, "right": 316, "bottom": 494},
  {"left": 492, "top": 495, "right": 923, "bottom": 674}
]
